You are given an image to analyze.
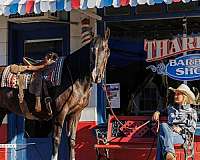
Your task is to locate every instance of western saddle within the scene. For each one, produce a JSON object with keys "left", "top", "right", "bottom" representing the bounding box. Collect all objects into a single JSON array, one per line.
[{"left": 9, "top": 53, "right": 58, "bottom": 116}]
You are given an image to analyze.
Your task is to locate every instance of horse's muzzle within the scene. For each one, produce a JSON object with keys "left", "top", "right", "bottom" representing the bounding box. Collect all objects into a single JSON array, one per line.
[{"left": 92, "top": 70, "right": 102, "bottom": 83}]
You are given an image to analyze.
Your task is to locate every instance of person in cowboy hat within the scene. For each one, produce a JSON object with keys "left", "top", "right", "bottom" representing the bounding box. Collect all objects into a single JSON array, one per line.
[{"left": 152, "top": 83, "right": 198, "bottom": 160}]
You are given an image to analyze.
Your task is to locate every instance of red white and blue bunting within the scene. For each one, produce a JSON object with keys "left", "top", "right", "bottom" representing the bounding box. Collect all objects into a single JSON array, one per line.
[{"left": 0, "top": 0, "right": 198, "bottom": 16}]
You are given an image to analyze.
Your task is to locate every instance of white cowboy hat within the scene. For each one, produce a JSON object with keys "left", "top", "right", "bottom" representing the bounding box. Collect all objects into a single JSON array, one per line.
[{"left": 169, "top": 84, "right": 195, "bottom": 105}]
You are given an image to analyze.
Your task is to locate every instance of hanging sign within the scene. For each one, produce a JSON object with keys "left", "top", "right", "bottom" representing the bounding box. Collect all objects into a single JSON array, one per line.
[
  {"left": 106, "top": 83, "right": 120, "bottom": 109},
  {"left": 144, "top": 35, "right": 200, "bottom": 62},
  {"left": 166, "top": 54, "right": 200, "bottom": 81}
]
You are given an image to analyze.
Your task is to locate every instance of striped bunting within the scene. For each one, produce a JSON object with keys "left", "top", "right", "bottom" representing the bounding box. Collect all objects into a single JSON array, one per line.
[{"left": 0, "top": 0, "right": 198, "bottom": 16}]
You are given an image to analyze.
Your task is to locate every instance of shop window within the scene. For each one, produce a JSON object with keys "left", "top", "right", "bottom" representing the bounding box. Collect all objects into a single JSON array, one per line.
[
  {"left": 24, "top": 38, "right": 63, "bottom": 59},
  {"left": 134, "top": 82, "right": 160, "bottom": 114}
]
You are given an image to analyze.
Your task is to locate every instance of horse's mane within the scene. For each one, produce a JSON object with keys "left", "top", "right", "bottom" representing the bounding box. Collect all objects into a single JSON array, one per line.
[
  {"left": 63, "top": 42, "right": 94, "bottom": 83},
  {"left": 50, "top": 42, "right": 95, "bottom": 99}
]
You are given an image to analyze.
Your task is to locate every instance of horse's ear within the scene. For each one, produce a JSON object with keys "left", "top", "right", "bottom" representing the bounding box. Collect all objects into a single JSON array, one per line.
[{"left": 104, "top": 28, "right": 110, "bottom": 40}]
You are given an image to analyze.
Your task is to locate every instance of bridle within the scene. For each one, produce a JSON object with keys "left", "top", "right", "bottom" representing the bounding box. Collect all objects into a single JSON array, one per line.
[{"left": 90, "top": 36, "right": 110, "bottom": 83}]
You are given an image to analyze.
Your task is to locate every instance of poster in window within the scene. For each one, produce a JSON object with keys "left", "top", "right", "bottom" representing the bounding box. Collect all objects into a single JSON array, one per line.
[{"left": 106, "top": 83, "right": 120, "bottom": 109}]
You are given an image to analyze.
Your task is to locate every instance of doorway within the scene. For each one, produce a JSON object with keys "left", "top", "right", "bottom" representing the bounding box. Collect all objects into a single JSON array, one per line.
[{"left": 8, "top": 22, "right": 69, "bottom": 160}]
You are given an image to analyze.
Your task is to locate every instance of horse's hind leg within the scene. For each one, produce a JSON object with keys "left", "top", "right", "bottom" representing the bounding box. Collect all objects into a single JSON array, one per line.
[{"left": 51, "top": 109, "right": 68, "bottom": 160}]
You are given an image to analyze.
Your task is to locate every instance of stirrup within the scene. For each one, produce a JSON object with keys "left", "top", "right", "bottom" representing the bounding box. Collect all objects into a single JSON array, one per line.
[
  {"left": 35, "top": 97, "right": 42, "bottom": 112},
  {"left": 45, "top": 97, "right": 52, "bottom": 115}
]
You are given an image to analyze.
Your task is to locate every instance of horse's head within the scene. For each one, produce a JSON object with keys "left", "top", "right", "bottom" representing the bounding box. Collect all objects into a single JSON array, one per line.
[{"left": 91, "top": 28, "right": 110, "bottom": 83}]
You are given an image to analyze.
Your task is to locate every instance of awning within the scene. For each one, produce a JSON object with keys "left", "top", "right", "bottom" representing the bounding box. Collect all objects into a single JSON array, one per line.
[{"left": 0, "top": 0, "right": 197, "bottom": 16}]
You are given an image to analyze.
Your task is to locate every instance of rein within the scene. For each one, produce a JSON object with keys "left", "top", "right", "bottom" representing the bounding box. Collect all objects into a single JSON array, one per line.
[
  {"left": 102, "top": 83, "right": 124, "bottom": 126},
  {"left": 102, "top": 82, "right": 159, "bottom": 130},
  {"left": 102, "top": 82, "right": 151, "bottom": 128}
]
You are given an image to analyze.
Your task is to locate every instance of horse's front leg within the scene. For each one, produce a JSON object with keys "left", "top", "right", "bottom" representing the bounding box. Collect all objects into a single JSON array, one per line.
[
  {"left": 68, "top": 111, "right": 81, "bottom": 160},
  {"left": 51, "top": 110, "right": 68, "bottom": 160}
]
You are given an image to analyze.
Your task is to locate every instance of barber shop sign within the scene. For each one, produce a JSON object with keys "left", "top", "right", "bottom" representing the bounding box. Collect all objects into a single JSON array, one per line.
[{"left": 144, "top": 35, "right": 200, "bottom": 81}]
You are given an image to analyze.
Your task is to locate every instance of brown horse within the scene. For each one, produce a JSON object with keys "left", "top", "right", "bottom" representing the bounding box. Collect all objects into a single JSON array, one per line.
[{"left": 0, "top": 28, "right": 110, "bottom": 160}]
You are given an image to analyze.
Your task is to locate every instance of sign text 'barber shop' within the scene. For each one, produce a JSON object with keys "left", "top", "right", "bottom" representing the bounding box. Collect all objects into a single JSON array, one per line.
[
  {"left": 166, "top": 54, "right": 200, "bottom": 81},
  {"left": 144, "top": 35, "right": 200, "bottom": 62}
]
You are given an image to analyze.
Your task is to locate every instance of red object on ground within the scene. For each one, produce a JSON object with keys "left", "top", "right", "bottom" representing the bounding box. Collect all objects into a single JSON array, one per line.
[{"left": 75, "top": 121, "right": 97, "bottom": 160}]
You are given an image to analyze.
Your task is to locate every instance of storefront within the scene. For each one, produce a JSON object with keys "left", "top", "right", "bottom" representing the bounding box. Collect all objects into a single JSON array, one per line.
[
  {"left": 98, "top": 3, "right": 200, "bottom": 159},
  {"left": 1, "top": 1, "right": 200, "bottom": 160},
  {"left": 103, "top": 2, "right": 200, "bottom": 123}
]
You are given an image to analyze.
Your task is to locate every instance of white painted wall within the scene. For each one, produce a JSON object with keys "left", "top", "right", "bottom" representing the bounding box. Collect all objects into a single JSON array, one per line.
[
  {"left": 70, "top": 10, "right": 97, "bottom": 121},
  {"left": 0, "top": 16, "right": 8, "bottom": 124},
  {"left": 0, "top": 16, "right": 8, "bottom": 66}
]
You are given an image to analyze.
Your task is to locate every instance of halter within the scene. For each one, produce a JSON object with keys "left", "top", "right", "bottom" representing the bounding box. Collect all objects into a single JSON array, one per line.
[{"left": 90, "top": 36, "right": 110, "bottom": 83}]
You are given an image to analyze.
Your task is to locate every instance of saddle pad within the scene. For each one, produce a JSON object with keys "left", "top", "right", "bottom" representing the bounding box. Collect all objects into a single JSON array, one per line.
[
  {"left": 43, "top": 56, "right": 65, "bottom": 86},
  {"left": 1, "top": 66, "right": 31, "bottom": 89},
  {"left": 1, "top": 57, "right": 65, "bottom": 89}
]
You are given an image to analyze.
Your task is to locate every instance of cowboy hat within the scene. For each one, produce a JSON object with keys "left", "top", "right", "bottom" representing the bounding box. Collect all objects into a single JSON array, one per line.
[{"left": 169, "top": 84, "right": 195, "bottom": 104}]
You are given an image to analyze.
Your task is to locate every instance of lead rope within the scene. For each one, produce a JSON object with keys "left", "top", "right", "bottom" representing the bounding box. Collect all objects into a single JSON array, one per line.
[
  {"left": 102, "top": 82, "right": 160, "bottom": 160},
  {"left": 102, "top": 83, "right": 124, "bottom": 126},
  {"left": 146, "top": 120, "right": 160, "bottom": 160},
  {"left": 102, "top": 83, "right": 158, "bottom": 130}
]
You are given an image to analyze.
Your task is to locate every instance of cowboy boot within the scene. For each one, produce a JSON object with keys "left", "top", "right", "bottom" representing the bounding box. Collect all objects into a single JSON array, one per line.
[
  {"left": 35, "top": 96, "right": 42, "bottom": 112},
  {"left": 166, "top": 152, "right": 176, "bottom": 160}
]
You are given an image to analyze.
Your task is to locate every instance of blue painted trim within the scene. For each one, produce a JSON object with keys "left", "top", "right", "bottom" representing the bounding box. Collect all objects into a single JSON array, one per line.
[
  {"left": 8, "top": 114, "right": 17, "bottom": 160},
  {"left": 99, "top": 6, "right": 200, "bottom": 22},
  {"left": 97, "top": 83, "right": 107, "bottom": 124},
  {"left": 16, "top": 117, "right": 26, "bottom": 160}
]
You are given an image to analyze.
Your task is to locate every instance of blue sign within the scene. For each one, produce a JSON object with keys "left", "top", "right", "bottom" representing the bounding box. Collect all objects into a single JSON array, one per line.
[{"left": 166, "top": 54, "right": 200, "bottom": 81}]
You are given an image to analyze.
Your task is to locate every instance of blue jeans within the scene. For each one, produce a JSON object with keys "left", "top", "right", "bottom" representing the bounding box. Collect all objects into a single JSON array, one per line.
[{"left": 156, "top": 123, "right": 184, "bottom": 160}]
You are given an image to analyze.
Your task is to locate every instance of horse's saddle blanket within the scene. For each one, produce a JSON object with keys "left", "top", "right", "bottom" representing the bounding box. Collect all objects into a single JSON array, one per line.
[{"left": 1, "top": 57, "right": 65, "bottom": 89}]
